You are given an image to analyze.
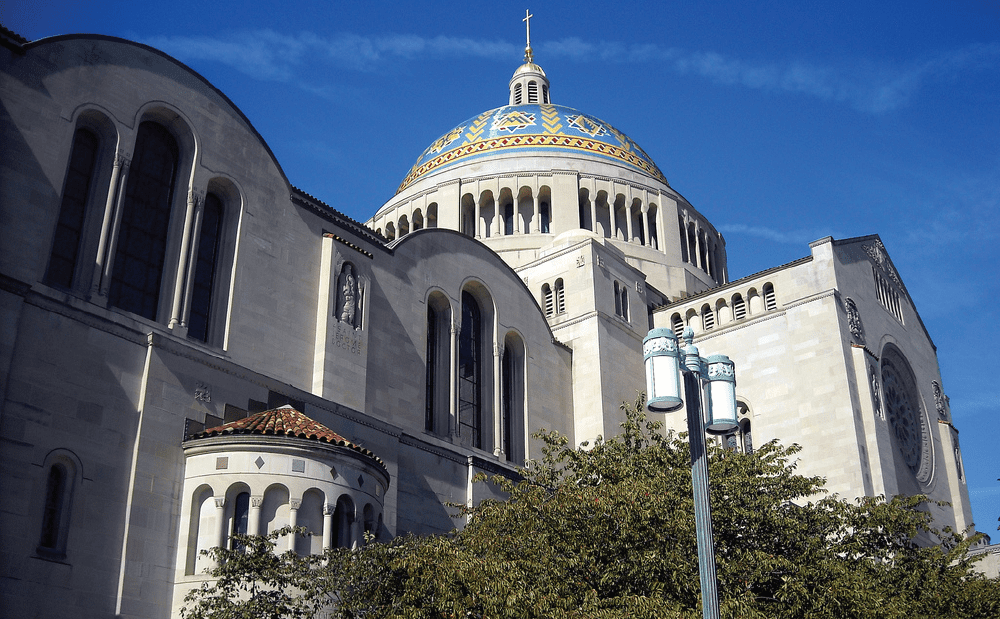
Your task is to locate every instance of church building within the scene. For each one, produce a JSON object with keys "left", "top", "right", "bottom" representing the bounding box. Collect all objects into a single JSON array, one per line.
[{"left": 0, "top": 21, "right": 974, "bottom": 619}]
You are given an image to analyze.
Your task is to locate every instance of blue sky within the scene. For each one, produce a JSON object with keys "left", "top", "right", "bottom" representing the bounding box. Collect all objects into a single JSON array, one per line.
[{"left": 5, "top": 1, "right": 998, "bottom": 534}]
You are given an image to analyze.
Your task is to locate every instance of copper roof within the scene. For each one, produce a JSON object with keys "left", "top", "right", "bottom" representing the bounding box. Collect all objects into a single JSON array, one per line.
[{"left": 190, "top": 405, "right": 386, "bottom": 471}]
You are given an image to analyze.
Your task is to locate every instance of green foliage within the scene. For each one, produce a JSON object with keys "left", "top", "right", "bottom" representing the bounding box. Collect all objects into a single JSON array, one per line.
[{"left": 184, "top": 397, "right": 1000, "bottom": 619}]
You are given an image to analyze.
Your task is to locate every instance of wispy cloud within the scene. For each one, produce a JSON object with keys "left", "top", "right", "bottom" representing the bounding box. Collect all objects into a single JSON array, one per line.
[
  {"left": 142, "top": 30, "right": 1000, "bottom": 113},
  {"left": 716, "top": 223, "right": 829, "bottom": 245}
]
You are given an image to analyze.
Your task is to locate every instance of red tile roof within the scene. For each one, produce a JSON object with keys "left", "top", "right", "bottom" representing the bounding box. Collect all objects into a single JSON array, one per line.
[{"left": 190, "top": 405, "right": 385, "bottom": 470}]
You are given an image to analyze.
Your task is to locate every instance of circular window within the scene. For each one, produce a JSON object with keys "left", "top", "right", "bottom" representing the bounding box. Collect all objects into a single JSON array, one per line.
[{"left": 880, "top": 345, "right": 932, "bottom": 485}]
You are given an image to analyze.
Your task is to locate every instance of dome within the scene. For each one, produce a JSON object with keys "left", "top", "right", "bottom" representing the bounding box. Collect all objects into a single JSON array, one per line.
[
  {"left": 512, "top": 62, "right": 547, "bottom": 78},
  {"left": 396, "top": 103, "right": 668, "bottom": 194}
]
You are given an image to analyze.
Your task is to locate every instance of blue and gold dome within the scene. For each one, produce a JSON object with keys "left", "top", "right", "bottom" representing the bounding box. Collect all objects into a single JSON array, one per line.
[{"left": 396, "top": 103, "right": 668, "bottom": 194}]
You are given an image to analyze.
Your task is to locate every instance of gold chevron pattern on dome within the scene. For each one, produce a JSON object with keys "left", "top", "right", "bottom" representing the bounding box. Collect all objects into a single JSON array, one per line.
[{"left": 396, "top": 104, "right": 668, "bottom": 193}]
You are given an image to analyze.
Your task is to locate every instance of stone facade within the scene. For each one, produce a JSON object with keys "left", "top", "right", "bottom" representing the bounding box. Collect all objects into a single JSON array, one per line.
[{"left": 0, "top": 29, "right": 975, "bottom": 619}]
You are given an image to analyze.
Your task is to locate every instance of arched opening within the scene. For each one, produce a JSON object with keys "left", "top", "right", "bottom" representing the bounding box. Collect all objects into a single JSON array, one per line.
[
  {"left": 630, "top": 198, "right": 645, "bottom": 245},
  {"left": 595, "top": 192, "right": 611, "bottom": 238},
  {"left": 363, "top": 504, "right": 376, "bottom": 538},
  {"left": 296, "top": 489, "right": 325, "bottom": 556},
  {"left": 517, "top": 187, "right": 533, "bottom": 233},
  {"left": 425, "top": 292, "right": 452, "bottom": 435},
  {"left": 646, "top": 203, "right": 658, "bottom": 249},
  {"left": 461, "top": 193, "right": 476, "bottom": 237},
  {"left": 45, "top": 127, "right": 100, "bottom": 289},
  {"left": 459, "top": 290, "right": 484, "bottom": 449},
  {"left": 687, "top": 222, "right": 698, "bottom": 266},
  {"left": 578, "top": 188, "right": 593, "bottom": 231},
  {"left": 412, "top": 209, "right": 424, "bottom": 231},
  {"left": 333, "top": 495, "right": 355, "bottom": 548},
  {"left": 678, "top": 216, "right": 689, "bottom": 263},
  {"left": 230, "top": 491, "right": 250, "bottom": 551},
  {"left": 554, "top": 278, "right": 565, "bottom": 314},
  {"left": 501, "top": 333, "right": 526, "bottom": 463},
  {"left": 260, "top": 483, "right": 289, "bottom": 537},
  {"left": 188, "top": 191, "right": 224, "bottom": 343},
  {"left": 185, "top": 484, "right": 214, "bottom": 575},
  {"left": 541, "top": 284, "right": 553, "bottom": 317},
  {"left": 732, "top": 294, "right": 746, "bottom": 320},
  {"left": 670, "top": 313, "right": 684, "bottom": 338},
  {"left": 613, "top": 194, "right": 627, "bottom": 240},
  {"left": 500, "top": 188, "right": 515, "bottom": 235},
  {"left": 398, "top": 215, "right": 410, "bottom": 237},
  {"left": 698, "top": 230, "right": 709, "bottom": 273},
  {"left": 538, "top": 185, "right": 552, "bottom": 233},
  {"left": 716, "top": 300, "right": 731, "bottom": 326},
  {"left": 747, "top": 288, "right": 762, "bottom": 314},
  {"left": 701, "top": 304, "right": 715, "bottom": 330},
  {"left": 108, "top": 121, "right": 180, "bottom": 320},
  {"left": 426, "top": 203, "right": 438, "bottom": 228},
  {"left": 384, "top": 221, "right": 395, "bottom": 241},
  {"left": 513, "top": 83, "right": 523, "bottom": 104},
  {"left": 479, "top": 191, "right": 496, "bottom": 238},
  {"left": 763, "top": 283, "right": 777, "bottom": 311},
  {"left": 686, "top": 308, "right": 701, "bottom": 333},
  {"left": 527, "top": 80, "right": 538, "bottom": 103}
]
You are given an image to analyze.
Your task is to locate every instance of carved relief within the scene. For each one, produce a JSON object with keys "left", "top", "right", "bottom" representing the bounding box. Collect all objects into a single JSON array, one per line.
[
  {"left": 844, "top": 297, "right": 865, "bottom": 345},
  {"left": 864, "top": 239, "right": 901, "bottom": 286},
  {"left": 195, "top": 382, "right": 212, "bottom": 403},
  {"left": 869, "top": 365, "right": 884, "bottom": 420},
  {"left": 931, "top": 380, "right": 948, "bottom": 420}
]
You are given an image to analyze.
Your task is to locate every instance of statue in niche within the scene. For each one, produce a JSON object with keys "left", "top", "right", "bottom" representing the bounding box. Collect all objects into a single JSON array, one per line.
[
  {"left": 337, "top": 263, "right": 359, "bottom": 328},
  {"left": 845, "top": 297, "right": 865, "bottom": 345}
]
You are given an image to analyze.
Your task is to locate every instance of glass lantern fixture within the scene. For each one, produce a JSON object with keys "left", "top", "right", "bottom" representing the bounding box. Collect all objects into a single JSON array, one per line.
[{"left": 643, "top": 327, "right": 738, "bottom": 434}]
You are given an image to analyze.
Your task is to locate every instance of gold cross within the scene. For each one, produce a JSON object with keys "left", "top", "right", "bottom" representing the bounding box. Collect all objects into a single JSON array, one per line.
[{"left": 523, "top": 9, "right": 533, "bottom": 49}]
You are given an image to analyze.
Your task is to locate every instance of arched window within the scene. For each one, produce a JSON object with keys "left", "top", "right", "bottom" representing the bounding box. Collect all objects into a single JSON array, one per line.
[
  {"left": 188, "top": 192, "right": 223, "bottom": 342},
  {"left": 732, "top": 294, "right": 746, "bottom": 320},
  {"left": 620, "top": 283, "right": 629, "bottom": 321},
  {"left": 702, "top": 304, "right": 715, "bottom": 330},
  {"left": 412, "top": 209, "right": 424, "bottom": 231},
  {"left": 46, "top": 128, "right": 100, "bottom": 289},
  {"left": 527, "top": 80, "right": 538, "bottom": 103},
  {"left": 763, "top": 283, "right": 777, "bottom": 311},
  {"left": 614, "top": 281, "right": 621, "bottom": 316},
  {"left": 230, "top": 491, "right": 250, "bottom": 551},
  {"left": 398, "top": 215, "right": 409, "bottom": 237},
  {"left": 363, "top": 504, "right": 376, "bottom": 537},
  {"left": 333, "top": 495, "right": 355, "bottom": 548},
  {"left": 740, "top": 418, "right": 753, "bottom": 454},
  {"left": 385, "top": 222, "right": 395, "bottom": 241},
  {"left": 459, "top": 291, "right": 483, "bottom": 449},
  {"left": 39, "top": 464, "right": 68, "bottom": 553},
  {"left": 670, "top": 313, "right": 684, "bottom": 338},
  {"left": 542, "top": 84, "right": 549, "bottom": 104},
  {"left": 501, "top": 335, "right": 526, "bottom": 463},
  {"left": 554, "top": 279, "right": 565, "bottom": 314},
  {"left": 108, "top": 121, "right": 179, "bottom": 320},
  {"left": 678, "top": 216, "right": 688, "bottom": 263},
  {"left": 513, "top": 83, "right": 523, "bottom": 104},
  {"left": 425, "top": 296, "right": 451, "bottom": 435},
  {"left": 542, "top": 284, "right": 553, "bottom": 317}
]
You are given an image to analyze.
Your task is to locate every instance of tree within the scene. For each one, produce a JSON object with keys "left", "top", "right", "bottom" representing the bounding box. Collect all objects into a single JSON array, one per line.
[{"left": 184, "top": 398, "right": 1000, "bottom": 618}]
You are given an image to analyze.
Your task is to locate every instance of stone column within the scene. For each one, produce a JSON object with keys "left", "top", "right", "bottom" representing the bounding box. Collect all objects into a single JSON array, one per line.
[
  {"left": 322, "top": 503, "right": 335, "bottom": 550},
  {"left": 493, "top": 343, "right": 502, "bottom": 457},
  {"left": 625, "top": 202, "right": 634, "bottom": 243},
  {"left": 214, "top": 497, "right": 227, "bottom": 550},
  {"left": 288, "top": 499, "right": 301, "bottom": 552},
  {"left": 474, "top": 198, "right": 482, "bottom": 238},
  {"left": 531, "top": 193, "right": 540, "bottom": 233},
  {"left": 92, "top": 153, "right": 131, "bottom": 300},
  {"left": 609, "top": 198, "right": 618, "bottom": 240},
  {"left": 249, "top": 495, "right": 263, "bottom": 536},
  {"left": 171, "top": 189, "right": 203, "bottom": 330},
  {"left": 449, "top": 318, "right": 459, "bottom": 440}
]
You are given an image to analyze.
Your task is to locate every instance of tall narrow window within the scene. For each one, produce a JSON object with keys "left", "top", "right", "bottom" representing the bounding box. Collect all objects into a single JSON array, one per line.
[
  {"left": 231, "top": 491, "right": 250, "bottom": 551},
  {"left": 671, "top": 313, "right": 684, "bottom": 338},
  {"left": 527, "top": 81, "right": 538, "bottom": 103},
  {"left": 188, "top": 193, "right": 223, "bottom": 342},
  {"left": 334, "top": 495, "right": 354, "bottom": 548},
  {"left": 762, "top": 283, "right": 776, "bottom": 311},
  {"left": 108, "top": 122, "right": 179, "bottom": 320},
  {"left": 732, "top": 294, "right": 746, "bottom": 320},
  {"left": 740, "top": 419, "right": 753, "bottom": 454},
  {"left": 542, "top": 85, "right": 549, "bottom": 104},
  {"left": 540, "top": 202, "right": 550, "bottom": 233},
  {"left": 459, "top": 292, "right": 482, "bottom": 449},
  {"left": 702, "top": 304, "right": 715, "bottom": 330},
  {"left": 39, "top": 464, "right": 68, "bottom": 551},
  {"left": 554, "top": 279, "right": 565, "bottom": 314},
  {"left": 614, "top": 281, "right": 621, "bottom": 316},
  {"left": 513, "top": 83, "right": 523, "bottom": 104},
  {"left": 678, "top": 216, "right": 688, "bottom": 263},
  {"left": 503, "top": 202, "right": 514, "bottom": 235},
  {"left": 502, "top": 344, "right": 513, "bottom": 459},
  {"left": 46, "top": 128, "right": 100, "bottom": 289},
  {"left": 425, "top": 306, "right": 438, "bottom": 431},
  {"left": 542, "top": 284, "right": 553, "bottom": 317}
]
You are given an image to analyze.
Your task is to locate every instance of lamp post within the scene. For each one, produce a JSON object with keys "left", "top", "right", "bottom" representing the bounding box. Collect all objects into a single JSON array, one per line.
[{"left": 643, "top": 326, "right": 738, "bottom": 619}]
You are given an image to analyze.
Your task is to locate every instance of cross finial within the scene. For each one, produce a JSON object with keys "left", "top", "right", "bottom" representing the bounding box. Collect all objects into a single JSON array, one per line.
[{"left": 523, "top": 9, "right": 534, "bottom": 62}]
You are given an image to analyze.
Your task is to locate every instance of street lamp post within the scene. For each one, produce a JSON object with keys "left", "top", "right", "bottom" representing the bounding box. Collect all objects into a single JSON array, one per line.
[{"left": 643, "top": 326, "right": 738, "bottom": 619}]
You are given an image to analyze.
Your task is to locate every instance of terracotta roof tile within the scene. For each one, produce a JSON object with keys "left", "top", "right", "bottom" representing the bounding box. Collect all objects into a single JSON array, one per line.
[{"left": 190, "top": 405, "right": 386, "bottom": 471}]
